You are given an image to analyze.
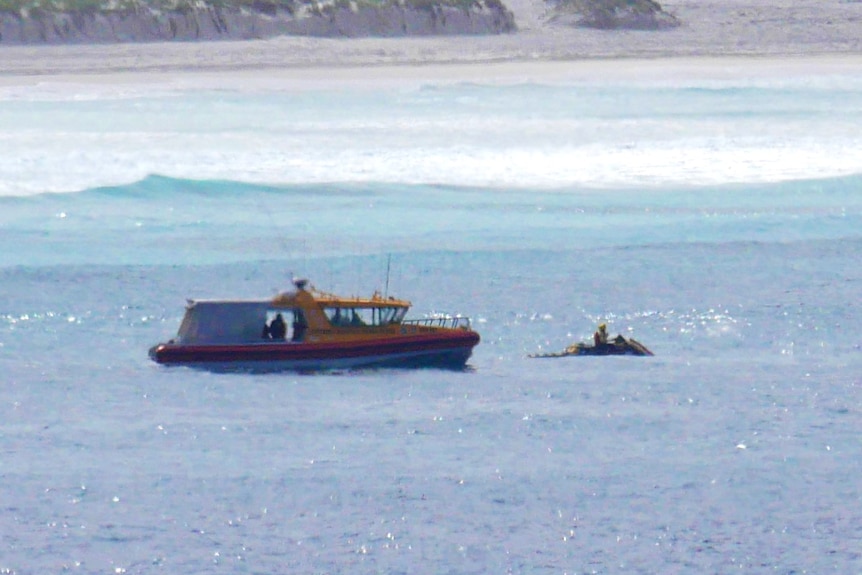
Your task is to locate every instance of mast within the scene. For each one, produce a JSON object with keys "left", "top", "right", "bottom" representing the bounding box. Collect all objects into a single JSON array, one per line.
[{"left": 384, "top": 253, "right": 391, "bottom": 298}]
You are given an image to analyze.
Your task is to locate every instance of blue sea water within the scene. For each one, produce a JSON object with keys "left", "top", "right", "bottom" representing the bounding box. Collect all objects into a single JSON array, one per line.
[{"left": 2, "top": 64, "right": 862, "bottom": 573}]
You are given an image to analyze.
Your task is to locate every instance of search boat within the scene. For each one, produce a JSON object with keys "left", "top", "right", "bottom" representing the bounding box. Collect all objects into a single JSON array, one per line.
[{"left": 149, "top": 279, "right": 480, "bottom": 371}]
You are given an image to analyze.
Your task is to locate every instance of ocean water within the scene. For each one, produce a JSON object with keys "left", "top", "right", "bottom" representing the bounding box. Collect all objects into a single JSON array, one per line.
[{"left": 2, "top": 63, "right": 862, "bottom": 573}]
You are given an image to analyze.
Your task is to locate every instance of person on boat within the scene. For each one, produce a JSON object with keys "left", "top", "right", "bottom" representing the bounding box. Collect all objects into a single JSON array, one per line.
[
  {"left": 594, "top": 323, "right": 608, "bottom": 348},
  {"left": 332, "top": 308, "right": 344, "bottom": 326},
  {"left": 269, "top": 313, "right": 287, "bottom": 340},
  {"left": 292, "top": 311, "right": 307, "bottom": 342}
]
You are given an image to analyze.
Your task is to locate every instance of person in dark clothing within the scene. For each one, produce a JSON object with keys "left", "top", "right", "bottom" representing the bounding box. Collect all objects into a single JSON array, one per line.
[
  {"left": 269, "top": 313, "right": 287, "bottom": 340},
  {"left": 292, "top": 311, "right": 307, "bottom": 342}
]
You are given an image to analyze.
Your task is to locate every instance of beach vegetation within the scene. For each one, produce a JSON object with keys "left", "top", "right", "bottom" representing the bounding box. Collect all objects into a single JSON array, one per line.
[
  {"left": 407, "top": 0, "right": 477, "bottom": 11},
  {"left": 0, "top": 0, "right": 300, "bottom": 14},
  {"left": 0, "top": 0, "right": 485, "bottom": 13},
  {"left": 548, "top": 0, "right": 678, "bottom": 30}
]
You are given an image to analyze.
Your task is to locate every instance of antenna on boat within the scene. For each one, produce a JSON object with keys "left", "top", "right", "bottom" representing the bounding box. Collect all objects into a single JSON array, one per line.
[{"left": 384, "top": 253, "right": 392, "bottom": 298}]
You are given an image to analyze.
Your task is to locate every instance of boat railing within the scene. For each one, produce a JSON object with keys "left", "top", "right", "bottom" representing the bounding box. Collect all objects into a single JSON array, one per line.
[{"left": 401, "top": 316, "right": 472, "bottom": 330}]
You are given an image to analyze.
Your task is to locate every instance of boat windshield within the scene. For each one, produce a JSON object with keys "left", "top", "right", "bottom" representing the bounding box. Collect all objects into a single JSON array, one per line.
[{"left": 323, "top": 306, "right": 406, "bottom": 327}]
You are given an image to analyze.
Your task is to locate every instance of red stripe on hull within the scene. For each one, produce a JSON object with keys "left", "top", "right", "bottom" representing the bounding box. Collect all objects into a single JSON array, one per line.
[{"left": 151, "top": 331, "right": 480, "bottom": 369}]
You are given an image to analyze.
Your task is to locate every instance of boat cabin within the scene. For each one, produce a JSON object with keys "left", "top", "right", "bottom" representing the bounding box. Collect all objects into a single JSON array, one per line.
[
  {"left": 172, "top": 300, "right": 302, "bottom": 344},
  {"left": 171, "top": 280, "right": 415, "bottom": 346}
]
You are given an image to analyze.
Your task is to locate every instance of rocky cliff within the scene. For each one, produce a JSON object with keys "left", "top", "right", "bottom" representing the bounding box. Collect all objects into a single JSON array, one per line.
[
  {"left": 0, "top": 0, "right": 515, "bottom": 43},
  {"left": 0, "top": 0, "right": 679, "bottom": 44}
]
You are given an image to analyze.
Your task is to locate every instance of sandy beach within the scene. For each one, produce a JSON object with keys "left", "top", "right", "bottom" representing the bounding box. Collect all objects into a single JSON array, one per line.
[{"left": 1, "top": 0, "right": 861, "bottom": 81}]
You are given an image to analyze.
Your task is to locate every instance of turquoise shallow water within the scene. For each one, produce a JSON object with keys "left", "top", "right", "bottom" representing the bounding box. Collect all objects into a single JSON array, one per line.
[{"left": 1, "top": 73, "right": 862, "bottom": 573}]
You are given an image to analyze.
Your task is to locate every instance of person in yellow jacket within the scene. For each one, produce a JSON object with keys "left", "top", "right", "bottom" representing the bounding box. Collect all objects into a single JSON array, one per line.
[{"left": 594, "top": 323, "right": 608, "bottom": 347}]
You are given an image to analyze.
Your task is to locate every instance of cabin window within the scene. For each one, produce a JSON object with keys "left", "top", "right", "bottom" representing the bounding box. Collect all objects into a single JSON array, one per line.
[
  {"left": 324, "top": 307, "right": 366, "bottom": 326},
  {"left": 323, "top": 306, "right": 405, "bottom": 327},
  {"left": 377, "top": 306, "right": 407, "bottom": 325}
]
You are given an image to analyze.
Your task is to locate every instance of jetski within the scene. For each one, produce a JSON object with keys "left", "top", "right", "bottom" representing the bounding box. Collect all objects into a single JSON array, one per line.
[{"left": 530, "top": 334, "right": 653, "bottom": 358}]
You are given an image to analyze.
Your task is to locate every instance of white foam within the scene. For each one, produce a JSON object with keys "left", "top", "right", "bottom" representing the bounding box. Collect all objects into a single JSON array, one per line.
[{"left": 1, "top": 61, "right": 861, "bottom": 196}]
